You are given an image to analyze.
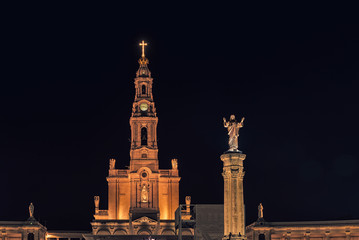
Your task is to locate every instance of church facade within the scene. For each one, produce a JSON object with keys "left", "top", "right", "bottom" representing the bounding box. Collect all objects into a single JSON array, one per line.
[{"left": 89, "top": 41, "right": 180, "bottom": 236}]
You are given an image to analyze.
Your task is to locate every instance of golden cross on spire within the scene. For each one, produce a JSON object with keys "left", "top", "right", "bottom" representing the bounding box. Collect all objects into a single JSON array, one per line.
[{"left": 139, "top": 40, "right": 148, "bottom": 58}]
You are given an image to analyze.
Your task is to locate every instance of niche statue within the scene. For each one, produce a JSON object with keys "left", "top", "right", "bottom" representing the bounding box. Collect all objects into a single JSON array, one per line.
[
  {"left": 141, "top": 185, "right": 148, "bottom": 203},
  {"left": 223, "top": 115, "right": 245, "bottom": 152}
]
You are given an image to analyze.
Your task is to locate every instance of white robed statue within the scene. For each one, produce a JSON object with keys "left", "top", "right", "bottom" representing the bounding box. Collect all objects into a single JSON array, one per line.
[
  {"left": 141, "top": 185, "right": 148, "bottom": 203},
  {"left": 223, "top": 115, "right": 245, "bottom": 152}
]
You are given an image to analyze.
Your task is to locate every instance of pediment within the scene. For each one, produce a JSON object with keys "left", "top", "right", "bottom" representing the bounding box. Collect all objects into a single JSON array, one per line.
[{"left": 132, "top": 216, "right": 157, "bottom": 224}]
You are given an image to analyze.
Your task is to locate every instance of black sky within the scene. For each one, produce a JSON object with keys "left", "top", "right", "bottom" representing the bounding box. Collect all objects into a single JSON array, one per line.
[{"left": 1, "top": 2, "right": 359, "bottom": 231}]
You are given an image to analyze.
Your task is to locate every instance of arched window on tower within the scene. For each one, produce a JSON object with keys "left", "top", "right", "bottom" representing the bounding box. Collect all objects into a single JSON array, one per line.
[
  {"left": 142, "top": 85, "right": 146, "bottom": 95},
  {"left": 141, "top": 127, "right": 147, "bottom": 146}
]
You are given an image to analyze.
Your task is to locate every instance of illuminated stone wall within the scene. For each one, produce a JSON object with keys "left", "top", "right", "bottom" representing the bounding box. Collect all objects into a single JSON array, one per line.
[
  {"left": 102, "top": 164, "right": 180, "bottom": 221},
  {"left": 0, "top": 221, "right": 47, "bottom": 240},
  {"left": 246, "top": 220, "right": 359, "bottom": 240}
]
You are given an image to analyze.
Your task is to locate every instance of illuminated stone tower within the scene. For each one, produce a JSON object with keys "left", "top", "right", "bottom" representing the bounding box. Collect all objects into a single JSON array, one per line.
[
  {"left": 129, "top": 40, "right": 159, "bottom": 172},
  {"left": 91, "top": 41, "right": 180, "bottom": 236},
  {"left": 222, "top": 115, "right": 246, "bottom": 240},
  {"left": 221, "top": 152, "right": 246, "bottom": 240}
]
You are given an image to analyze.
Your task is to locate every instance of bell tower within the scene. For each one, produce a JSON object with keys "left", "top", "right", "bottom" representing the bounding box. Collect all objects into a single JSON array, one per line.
[
  {"left": 92, "top": 41, "right": 180, "bottom": 235},
  {"left": 129, "top": 40, "right": 159, "bottom": 172}
]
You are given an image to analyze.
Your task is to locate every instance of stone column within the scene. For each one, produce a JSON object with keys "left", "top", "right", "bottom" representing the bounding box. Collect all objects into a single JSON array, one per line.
[
  {"left": 129, "top": 213, "right": 134, "bottom": 235},
  {"left": 265, "top": 232, "right": 271, "bottom": 240},
  {"left": 107, "top": 178, "right": 117, "bottom": 219},
  {"left": 221, "top": 152, "right": 246, "bottom": 240}
]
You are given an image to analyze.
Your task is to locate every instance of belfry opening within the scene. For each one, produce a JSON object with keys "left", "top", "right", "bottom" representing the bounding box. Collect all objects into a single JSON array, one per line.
[
  {"left": 142, "top": 85, "right": 146, "bottom": 94},
  {"left": 141, "top": 127, "right": 147, "bottom": 146}
]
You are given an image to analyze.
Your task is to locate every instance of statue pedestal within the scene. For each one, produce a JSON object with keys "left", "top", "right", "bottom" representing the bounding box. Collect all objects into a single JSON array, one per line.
[{"left": 221, "top": 152, "right": 246, "bottom": 240}]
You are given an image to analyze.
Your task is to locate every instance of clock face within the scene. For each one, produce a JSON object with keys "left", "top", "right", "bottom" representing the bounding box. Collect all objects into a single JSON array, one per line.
[{"left": 140, "top": 103, "right": 148, "bottom": 111}]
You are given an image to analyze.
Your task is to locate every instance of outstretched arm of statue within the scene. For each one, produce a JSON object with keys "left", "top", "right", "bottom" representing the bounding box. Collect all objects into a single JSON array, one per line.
[
  {"left": 239, "top": 117, "right": 245, "bottom": 127},
  {"left": 223, "top": 117, "right": 228, "bottom": 127}
]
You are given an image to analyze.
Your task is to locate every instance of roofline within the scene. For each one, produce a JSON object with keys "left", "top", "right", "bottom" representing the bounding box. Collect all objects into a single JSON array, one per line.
[{"left": 247, "top": 219, "right": 359, "bottom": 228}]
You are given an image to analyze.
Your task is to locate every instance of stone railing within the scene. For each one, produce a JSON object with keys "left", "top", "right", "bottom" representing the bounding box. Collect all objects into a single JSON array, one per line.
[{"left": 97, "top": 210, "right": 108, "bottom": 216}]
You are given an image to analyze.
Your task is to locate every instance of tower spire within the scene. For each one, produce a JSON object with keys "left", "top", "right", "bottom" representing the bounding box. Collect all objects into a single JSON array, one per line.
[
  {"left": 139, "top": 40, "right": 148, "bottom": 58},
  {"left": 137, "top": 40, "right": 150, "bottom": 77},
  {"left": 130, "top": 40, "right": 157, "bottom": 167}
]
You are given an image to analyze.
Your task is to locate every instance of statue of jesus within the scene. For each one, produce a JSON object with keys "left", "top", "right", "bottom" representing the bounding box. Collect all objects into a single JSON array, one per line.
[{"left": 223, "top": 115, "right": 244, "bottom": 152}]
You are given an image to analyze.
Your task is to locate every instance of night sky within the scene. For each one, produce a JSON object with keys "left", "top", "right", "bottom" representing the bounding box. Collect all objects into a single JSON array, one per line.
[{"left": 1, "top": 3, "right": 359, "bottom": 231}]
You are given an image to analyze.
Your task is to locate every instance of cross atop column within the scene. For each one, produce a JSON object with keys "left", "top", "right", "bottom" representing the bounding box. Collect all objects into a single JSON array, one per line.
[{"left": 139, "top": 40, "right": 148, "bottom": 58}]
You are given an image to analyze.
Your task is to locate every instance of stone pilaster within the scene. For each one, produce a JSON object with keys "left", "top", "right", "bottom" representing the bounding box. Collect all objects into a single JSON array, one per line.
[
  {"left": 345, "top": 230, "right": 350, "bottom": 240},
  {"left": 265, "top": 232, "right": 271, "bottom": 240},
  {"left": 221, "top": 152, "right": 246, "bottom": 240}
]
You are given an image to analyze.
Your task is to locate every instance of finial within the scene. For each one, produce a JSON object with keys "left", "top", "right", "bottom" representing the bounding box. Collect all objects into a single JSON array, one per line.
[
  {"left": 258, "top": 203, "right": 264, "bottom": 219},
  {"left": 185, "top": 196, "right": 191, "bottom": 205},
  {"left": 171, "top": 159, "right": 178, "bottom": 170},
  {"left": 109, "top": 158, "right": 116, "bottom": 170},
  {"left": 185, "top": 196, "right": 191, "bottom": 213},
  {"left": 94, "top": 196, "right": 100, "bottom": 214},
  {"left": 139, "top": 40, "right": 148, "bottom": 58},
  {"left": 136, "top": 40, "right": 151, "bottom": 77}
]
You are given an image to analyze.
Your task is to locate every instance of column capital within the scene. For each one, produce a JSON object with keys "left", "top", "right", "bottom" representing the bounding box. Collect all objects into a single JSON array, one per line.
[
  {"left": 222, "top": 168, "right": 245, "bottom": 179},
  {"left": 221, "top": 152, "right": 246, "bottom": 163}
]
